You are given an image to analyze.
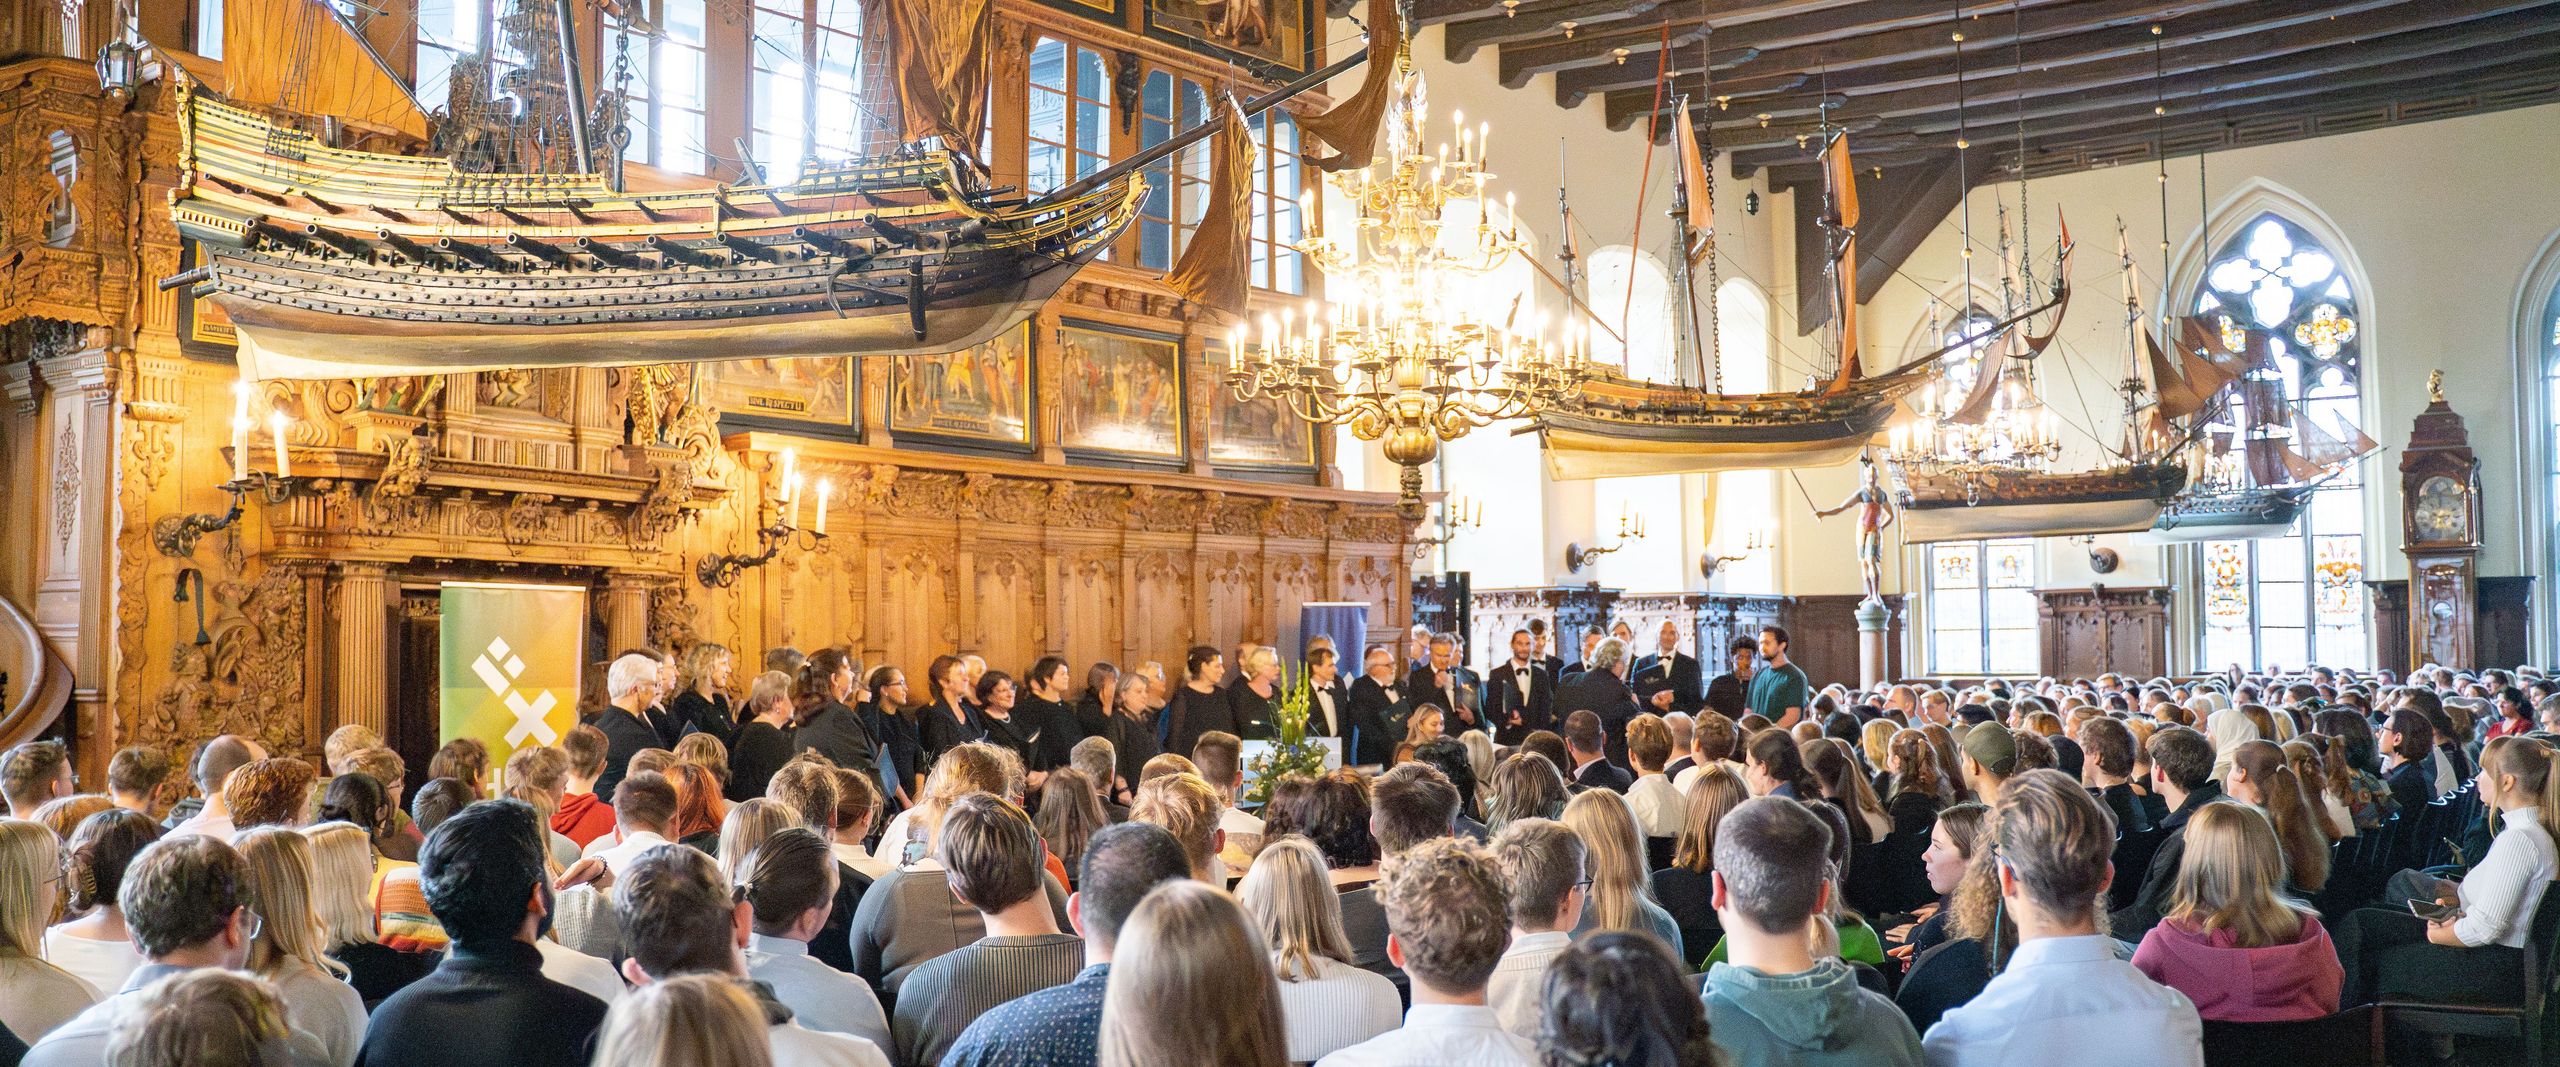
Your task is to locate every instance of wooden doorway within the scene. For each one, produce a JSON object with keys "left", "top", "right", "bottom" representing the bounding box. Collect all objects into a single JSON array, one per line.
[{"left": 390, "top": 591, "right": 440, "bottom": 800}]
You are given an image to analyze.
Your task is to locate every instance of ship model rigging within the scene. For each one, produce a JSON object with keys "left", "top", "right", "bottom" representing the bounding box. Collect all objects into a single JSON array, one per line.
[{"left": 155, "top": 0, "right": 1389, "bottom": 380}]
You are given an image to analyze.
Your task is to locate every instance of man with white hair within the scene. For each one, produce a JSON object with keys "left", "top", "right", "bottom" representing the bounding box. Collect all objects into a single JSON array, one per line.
[
  {"left": 1553, "top": 637, "right": 1641, "bottom": 769},
  {"left": 595, "top": 651, "right": 667, "bottom": 797}
]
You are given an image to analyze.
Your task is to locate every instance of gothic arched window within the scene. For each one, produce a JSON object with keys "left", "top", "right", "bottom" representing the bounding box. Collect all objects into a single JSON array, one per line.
[{"left": 2191, "top": 213, "right": 2369, "bottom": 672}]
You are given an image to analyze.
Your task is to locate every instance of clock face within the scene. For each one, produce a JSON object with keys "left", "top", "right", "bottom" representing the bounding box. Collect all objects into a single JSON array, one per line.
[{"left": 2414, "top": 475, "right": 2470, "bottom": 542}]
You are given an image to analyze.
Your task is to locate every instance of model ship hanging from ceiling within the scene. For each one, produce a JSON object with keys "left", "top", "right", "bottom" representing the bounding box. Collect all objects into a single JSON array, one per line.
[{"left": 159, "top": 0, "right": 1384, "bottom": 381}]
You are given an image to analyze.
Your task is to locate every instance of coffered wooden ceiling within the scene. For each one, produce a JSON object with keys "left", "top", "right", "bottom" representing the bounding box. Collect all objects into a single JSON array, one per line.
[{"left": 1354, "top": 0, "right": 2560, "bottom": 329}]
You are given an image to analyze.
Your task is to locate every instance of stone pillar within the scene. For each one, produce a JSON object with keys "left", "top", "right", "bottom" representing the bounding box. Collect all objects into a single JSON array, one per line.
[
  {"left": 602, "top": 573, "right": 654, "bottom": 654},
  {"left": 333, "top": 563, "right": 395, "bottom": 738},
  {"left": 1856, "top": 597, "right": 1891, "bottom": 690}
]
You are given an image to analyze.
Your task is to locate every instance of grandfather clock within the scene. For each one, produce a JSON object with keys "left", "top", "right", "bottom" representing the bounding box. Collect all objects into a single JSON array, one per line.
[{"left": 2400, "top": 371, "right": 2482, "bottom": 670}]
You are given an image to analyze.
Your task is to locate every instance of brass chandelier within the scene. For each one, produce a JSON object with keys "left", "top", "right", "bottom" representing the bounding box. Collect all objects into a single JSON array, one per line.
[{"left": 1226, "top": 66, "right": 1589, "bottom": 520}]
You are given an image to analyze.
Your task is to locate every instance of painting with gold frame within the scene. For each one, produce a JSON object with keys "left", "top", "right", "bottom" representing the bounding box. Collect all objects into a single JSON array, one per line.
[
  {"left": 699, "top": 358, "right": 857, "bottom": 434},
  {"left": 1059, "top": 321, "right": 1185, "bottom": 462},
  {"left": 176, "top": 241, "right": 239, "bottom": 360},
  {"left": 1035, "top": 0, "right": 1119, "bottom": 17},
  {"left": 888, "top": 321, "right": 1034, "bottom": 451},
  {"left": 1206, "top": 340, "right": 1313, "bottom": 470},
  {"left": 1145, "top": 0, "right": 1313, "bottom": 74}
]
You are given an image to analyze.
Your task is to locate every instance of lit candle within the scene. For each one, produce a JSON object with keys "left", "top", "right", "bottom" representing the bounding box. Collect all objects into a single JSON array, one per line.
[
  {"left": 777, "top": 448, "right": 798, "bottom": 502},
  {"left": 787, "top": 472, "right": 805, "bottom": 529},
  {"left": 267, "top": 410, "right": 291, "bottom": 479},
  {"left": 230, "top": 416, "right": 251, "bottom": 482},
  {"left": 814, "top": 479, "right": 832, "bottom": 536}
]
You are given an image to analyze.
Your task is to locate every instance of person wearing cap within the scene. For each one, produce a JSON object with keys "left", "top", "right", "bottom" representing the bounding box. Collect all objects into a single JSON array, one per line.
[{"left": 1958, "top": 722, "right": 2019, "bottom": 803}]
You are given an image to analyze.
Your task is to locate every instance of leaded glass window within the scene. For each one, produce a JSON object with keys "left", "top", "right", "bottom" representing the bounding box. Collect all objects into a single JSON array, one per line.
[
  {"left": 617, "top": 0, "right": 709, "bottom": 174},
  {"left": 1928, "top": 538, "right": 2037, "bottom": 676},
  {"left": 1251, "top": 109, "right": 1305, "bottom": 294},
  {"left": 749, "top": 0, "right": 863, "bottom": 184},
  {"left": 1137, "top": 71, "right": 1212, "bottom": 271},
  {"left": 1027, "top": 38, "right": 1110, "bottom": 195},
  {"left": 2192, "top": 214, "right": 2368, "bottom": 672},
  {"left": 1917, "top": 305, "right": 2000, "bottom": 417}
]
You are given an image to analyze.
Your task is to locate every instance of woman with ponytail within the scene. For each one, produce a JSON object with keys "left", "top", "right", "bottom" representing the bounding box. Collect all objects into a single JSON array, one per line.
[
  {"left": 2335, "top": 735, "right": 2560, "bottom": 1007},
  {"left": 2283, "top": 739, "right": 2353, "bottom": 841},
  {"left": 2225, "top": 740, "right": 2330, "bottom": 894}
]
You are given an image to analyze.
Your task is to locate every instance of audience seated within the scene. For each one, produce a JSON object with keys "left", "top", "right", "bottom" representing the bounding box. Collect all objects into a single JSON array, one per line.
[
  {"left": 1, "top": 818, "right": 100, "bottom": 1048},
  {"left": 1651, "top": 765, "right": 1747, "bottom": 969},
  {"left": 1484, "top": 818, "right": 1584, "bottom": 1038},
  {"left": 1558, "top": 789, "right": 1683, "bottom": 957},
  {"left": 1536, "top": 932, "right": 1718, "bottom": 1067},
  {"left": 42, "top": 809, "right": 158, "bottom": 1001},
  {"left": 1235, "top": 837, "right": 1402, "bottom": 1060},
  {"left": 1096, "top": 879, "right": 1289, "bottom": 1067},
  {"left": 2111, "top": 726, "right": 2220, "bottom": 938},
  {"left": 590, "top": 973, "right": 774, "bottom": 1067},
  {"left": 1889, "top": 803, "right": 1990, "bottom": 1032},
  {"left": 741, "top": 828, "right": 887, "bottom": 1050},
  {"left": 105, "top": 968, "right": 298, "bottom": 1067},
  {"left": 232, "top": 828, "right": 368, "bottom": 1066},
  {"left": 846, "top": 745, "right": 1069, "bottom": 1006},
  {"left": 2130, "top": 802, "right": 2343, "bottom": 1021},
  {"left": 891, "top": 794, "right": 1082, "bottom": 1067},
  {"left": 1315, "top": 837, "right": 1534, "bottom": 1066},
  {"left": 1701, "top": 795, "right": 1920, "bottom": 1067}
]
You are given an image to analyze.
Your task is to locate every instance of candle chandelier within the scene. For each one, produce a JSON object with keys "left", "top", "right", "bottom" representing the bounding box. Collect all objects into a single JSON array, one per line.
[
  {"left": 1884, "top": 347, "right": 2062, "bottom": 503},
  {"left": 1226, "top": 66, "right": 1590, "bottom": 520}
]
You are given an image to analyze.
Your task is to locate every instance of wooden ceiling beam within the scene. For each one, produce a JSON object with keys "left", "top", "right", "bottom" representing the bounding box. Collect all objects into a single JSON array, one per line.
[
  {"left": 1444, "top": 0, "right": 1672, "bottom": 64},
  {"left": 1489, "top": 0, "right": 2006, "bottom": 96},
  {"left": 2012, "top": 67, "right": 2560, "bottom": 177}
]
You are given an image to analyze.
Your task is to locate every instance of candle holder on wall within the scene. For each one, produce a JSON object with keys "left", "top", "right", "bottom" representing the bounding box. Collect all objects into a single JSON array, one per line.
[
  {"left": 1699, "top": 526, "right": 1776, "bottom": 582},
  {"left": 153, "top": 469, "right": 300, "bottom": 558},
  {"left": 1410, "top": 495, "right": 1482, "bottom": 563},
  {"left": 1564, "top": 508, "right": 1648, "bottom": 574},
  {"left": 696, "top": 521, "right": 828, "bottom": 588}
]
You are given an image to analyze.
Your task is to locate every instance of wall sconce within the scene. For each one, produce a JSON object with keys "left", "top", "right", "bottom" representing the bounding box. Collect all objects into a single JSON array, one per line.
[
  {"left": 94, "top": 39, "right": 138, "bottom": 98},
  {"left": 1410, "top": 495, "right": 1481, "bottom": 562},
  {"left": 155, "top": 381, "right": 301, "bottom": 558},
  {"left": 699, "top": 449, "right": 831, "bottom": 587},
  {"left": 1565, "top": 504, "right": 1647, "bottom": 573},
  {"left": 2079, "top": 535, "right": 2121, "bottom": 574},
  {"left": 1699, "top": 524, "right": 1776, "bottom": 581}
]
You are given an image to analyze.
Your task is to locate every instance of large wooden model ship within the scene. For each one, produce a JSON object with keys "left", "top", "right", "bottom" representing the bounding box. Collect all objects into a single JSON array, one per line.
[
  {"left": 1536, "top": 119, "right": 1944, "bottom": 480},
  {"left": 2140, "top": 322, "right": 2378, "bottom": 542}
]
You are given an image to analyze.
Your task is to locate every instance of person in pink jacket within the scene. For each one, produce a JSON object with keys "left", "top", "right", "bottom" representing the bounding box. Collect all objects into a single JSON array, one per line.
[{"left": 2132, "top": 801, "right": 2343, "bottom": 1022}]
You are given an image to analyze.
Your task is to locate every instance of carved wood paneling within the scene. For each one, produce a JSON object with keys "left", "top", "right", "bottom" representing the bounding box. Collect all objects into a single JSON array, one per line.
[
  {"left": 2366, "top": 577, "right": 2536, "bottom": 673},
  {"left": 2035, "top": 586, "right": 2171, "bottom": 681},
  {"left": 1785, "top": 595, "right": 1904, "bottom": 690}
]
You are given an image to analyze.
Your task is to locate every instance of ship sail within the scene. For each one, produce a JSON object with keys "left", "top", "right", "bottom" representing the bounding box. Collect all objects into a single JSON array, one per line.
[
  {"left": 872, "top": 0, "right": 996, "bottom": 151},
  {"left": 221, "top": 0, "right": 428, "bottom": 140},
  {"left": 1674, "top": 107, "right": 1712, "bottom": 270},
  {"left": 1163, "top": 97, "right": 1255, "bottom": 317},
  {"left": 1822, "top": 132, "right": 1864, "bottom": 392},
  {"left": 1301, "top": 0, "right": 1405, "bottom": 172}
]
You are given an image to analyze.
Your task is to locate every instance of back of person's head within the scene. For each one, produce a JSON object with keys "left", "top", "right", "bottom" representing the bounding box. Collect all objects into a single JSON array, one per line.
[
  {"left": 1746, "top": 727, "right": 1819, "bottom": 794},
  {"left": 1098, "top": 880, "right": 1288, "bottom": 1067},
  {"left": 1295, "top": 770, "right": 1376, "bottom": 869},
  {"left": 316, "top": 773, "right": 391, "bottom": 836},
  {"left": 1034, "top": 769, "right": 1108, "bottom": 873},
  {"left": 938, "top": 793, "right": 1046, "bottom": 912},
  {"left": 232, "top": 827, "right": 334, "bottom": 978},
  {"left": 0, "top": 818, "right": 61, "bottom": 958},
  {"left": 1991, "top": 769, "right": 2116, "bottom": 921},
  {"left": 122, "top": 833, "right": 250, "bottom": 959},
  {"left": 109, "top": 745, "right": 176, "bottom": 800},
  {"left": 428, "top": 739, "right": 489, "bottom": 791},
  {"left": 417, "top": 798, "right": 545, "bottom": 946},
  {"left": 66, "top": 808, "right": 162, "bottom": 916},
  {"left": 1671, "top": 764, "right": 1750, "bottom": 874},
  {"left": 2384, "top": 707, "right": 2437, "bottom": 762},
  {"left": 1559, "top": 788, "right": 1651, "bottom": 935},
  {"left": 1490, "top": 817, "right": 1584, "bottom": 932},
  {"left": 409, "top": 777, "right": 475, "bottom": 835},
  {"left": 2080, "top": 717, "right": 2136, "bottom": 778},
  {"left": 1130, "top": 772, "right": 1222, "bottom": 875},
  {"left": 740, "top": 827, "right": 835, "bottom": 938},
  {"left": 2149, "top": 724, "right": 2216, "bottom": 793},
  {"left": 322, "top": 725, "right": 383, "bottom": 777},
  {"left": 342, "top": 747, "right": 405, "bottom": 796},
  {"left": 1694, "top": 712, "right": 1739, "bottom": 762},
  {"left": 1071, "top": 736, "right": 1117, "bottom": 792},
  {"left": 1235, "top": 836, "right": 1357, "bottom": 980},
  {"left": 1711, "top": 795, "right": 1832, "bottom": 935},
  {"left": 105, "top": 967, "right": 295, "bottom": 1067},
  {"left": 765, "top": 646, "right": 807, "bottom": 678},
  {"left": 1076, "top": 822, "right": 1191, "bottom": 952},
  {"left": 1371, "top": 762, "right": 1459, "bottom": 854},
  {"left": 673, "top": 734, "right": 729, "bottom": 786},
  {"left": 1137, "top": 753, "right": 1197, "bottom": 784},
  {"left": 915, "top": 742, "right": 1010, "bottom": 844},
  {"left": 34, "top": 795, "right": 111, "bottom": 842},
  {"left": 2167, "top": 801, "right": 2308, "bottom": 949},
  {"left": 1563, "top": 710, "right": 1605, "bottom": 757},
  {"left": 618, "top": 843, "right": 739, "bottom": 978},
  {"left": 762, "top": 758, "right": 840, "bottom": 835},
  {"left": 2230, "top": 739, "right": 2329, "bottom": 892},
  {"left": 665, "top": 763, "right": 727, "bottom": 841},
  {"left": 192, "top": 735, "right": 260, "bottom": 796},
  {"left": 614, "top": 770, "right": 680, "bottom": 833},
  {"left": 1191, "top": 732, "right": 1243, "bottom": 791},
  {"left": 1627, "top": 714, "right": 1672, "bottom": 773},
  {"left": 300, "top": 822, "right": 379, "bottom": 950},
  {"left": 714, "top": 798, "right": 797, "bottom": 884},
  {"left": 1536, "top": 932, "right": 1717, "bottom": 1067},
  {"left": 224, "top": 757, "right": 315, "bottom": 830},
  {"left": 1410, "top": 737, "right": 1479, "bottom": 816},
  {"left": 563, "top": 724, "right": 611, "bottom": 778},
  {"left": 507, "top": 745, "right": 572, "bottom": 795},
  {"left": 1485, "top": 753, "right": 1567, "bottom": 831},
  {"left": 592, "top": 973, "right": 774, "bottom": 1067},
  {"left": 1376, "top": 836, "right": 1510, "bottom": 996}
]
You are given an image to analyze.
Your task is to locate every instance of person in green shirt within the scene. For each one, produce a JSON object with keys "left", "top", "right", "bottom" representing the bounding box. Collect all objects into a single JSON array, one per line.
[{"left": 1746, "top": 625, "right": 1811, "bottom": 729}]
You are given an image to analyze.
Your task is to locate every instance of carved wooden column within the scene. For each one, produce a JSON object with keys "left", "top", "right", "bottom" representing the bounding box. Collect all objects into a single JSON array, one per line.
[
  {"left": 602, "top": 573, "right": 655, "bottom": 654},
  {"left": 34, "top": 333, "right": 119, "bottom": 733},
  {"left": 333, "top": 563, "right": 396, "bottom": 738}
]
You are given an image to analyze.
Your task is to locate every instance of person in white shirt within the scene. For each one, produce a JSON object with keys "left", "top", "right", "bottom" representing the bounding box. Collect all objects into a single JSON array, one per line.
[
  {"left": 1191, "top": 732, "right": 1265, "bottom": 867},
  {"left": 1921, "top": 770, "right": 2202, "bottom": 1067},
  {"left": 1236, "top": 838, "right": 1401, "bottom": 1061},
  {"left": 1315, "top": 837, "right": 1536, "bottom": 1067},
  {"left": 166, "top": 734, "right": 265, "bottom": 843},
  {"left": 741, "top": 827, "right": 890, "bottom": 1049},
  {"left": 1484, "top": 818, "right": 1586, "bottom": 1038},
  {"left": 42, "top": 810, "right": 155, "bottom": 999},
  {"left": 1674, "top": 713, "right": 1746, "bottom": 793},
  {"left": 584, "top": 771, "right": 678, "bottom": 875},
  {"left": 1621, "top": 715, "right": 1689, "bottom": 839},
  {"left": 553, "top": 771, "right": 681, "bottom": 960},
  {"left": 614, "top": 842, "right": 889, "bottom": 1067},
  {"left": 2337, "top": 734, "right": 2560, "bottom": 1006}
]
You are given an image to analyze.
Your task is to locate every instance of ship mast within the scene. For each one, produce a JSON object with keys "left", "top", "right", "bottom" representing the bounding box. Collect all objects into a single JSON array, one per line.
[
  {"left": 2116, "top": 218, "right": 2148, "bottom": 460},
  {"left": 1667, "top": 97, "right": 1714, "bottom": 391}
]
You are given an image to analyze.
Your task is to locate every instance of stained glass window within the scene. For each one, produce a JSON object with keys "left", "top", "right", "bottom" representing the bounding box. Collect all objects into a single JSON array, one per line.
[
  {"left": 1917, "top": 305, "right": 2001, "bottom": 417},
  {"left": 1928, "top": 538, "right": 2038, "bottom": 676},
  {"left": 2192, "top": 214, "right": 2368, "bottom": 672}
]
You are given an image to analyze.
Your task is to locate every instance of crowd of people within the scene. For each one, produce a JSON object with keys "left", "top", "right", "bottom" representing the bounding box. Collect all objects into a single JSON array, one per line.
[{"left": 0, "top": 620, "right": 2555, "bottom": 1067}]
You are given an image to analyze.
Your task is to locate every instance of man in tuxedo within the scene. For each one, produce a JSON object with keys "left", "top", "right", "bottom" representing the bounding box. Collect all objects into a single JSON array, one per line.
[
  {"left": 1703, "top": 636, "right": 1755, "bottom": 719},
  {"left": 1559, "top": 627, "right": 1606, "bottom": 681},
  {"left": 1486, "top": 628, "right": 1554, "bottom": 746},
  {"left": 1304, "top": 646, "right": 1353, "bottom": 754},
  {"left": 1561, "top": 709, "right": 1633, "bottom": 794},
  {"left": 1632, "top": 620, "right": 1704, "bottom": 716},
  {"left": 1527, "top": 618, "right": 1567, "bottom": 679},
  {"left": 1344, "top": 647, "right": 1404, "bottom": 766},
  {"left": 1554, "top": 637, "right": 1641, "bottom": 769},
  {"left": 1407, "top": 632, "right": 1484, "bottom": 734}
]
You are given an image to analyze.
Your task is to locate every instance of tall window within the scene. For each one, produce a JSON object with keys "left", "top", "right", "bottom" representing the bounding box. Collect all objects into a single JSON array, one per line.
[
  {"left": 1587, "top": 247, "right": 1674, "bottom": 382},
  {"left": 413, "top": 0, "right": 485, "bottom": 108},
  {"left": 1027, "top": 38, "right": 1109, "bottom": 195},
  {"left": 1138, "top": 71, "right": 1212, "bottom": 271},
  {"left": 1714, "top": 278, "right": 1777, "bottom": 592},
  {"left": 1251, "top": 109, "right": 1304, "bottom": 293},
  {"left": 2540, "top": 278, "right": 2560, "bottom": 641},
  {"left": 2193, "top": 214, "right": 2368, "bottom": 671},
  {"left": 749, "top": 0, "right": 862, "bottom": 183},
  {"left": 1928, "top": 538, "right": 2038, "bottom": 675},
  {"left": 619, "top": 0, "right": 709, "bottom": 174}
]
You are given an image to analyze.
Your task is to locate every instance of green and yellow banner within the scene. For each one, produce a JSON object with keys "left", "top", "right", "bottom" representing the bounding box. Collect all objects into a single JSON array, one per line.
[{"left": 438, "top": 582, "right": 586, "bottom": 787}]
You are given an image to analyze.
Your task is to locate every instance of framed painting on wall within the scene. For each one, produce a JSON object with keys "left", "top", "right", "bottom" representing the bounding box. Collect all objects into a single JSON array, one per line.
[
  {"left": 1059, "top": 321, "right": 1185, "bottom": 462},
  {"left": 1144, "top": 0, "right": 1313, "bottom": 74},
  {"left": 1206, "top": 340, "right": 1314, "bottom": 470},
  {"left": 888, "top": 321, "right": 1035, "bottom": 451},
  {"left": 699, "top": 357, "right": 857, "bottom": 435}
]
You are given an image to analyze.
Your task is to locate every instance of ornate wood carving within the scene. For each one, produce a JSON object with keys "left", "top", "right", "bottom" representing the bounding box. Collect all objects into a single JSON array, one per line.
[
  {"left": 2034, "top": 586, "right": 2171, "bottom": 681},
  {"left": 1784, "top": 594, "right": 1903, "bottom": 690}
]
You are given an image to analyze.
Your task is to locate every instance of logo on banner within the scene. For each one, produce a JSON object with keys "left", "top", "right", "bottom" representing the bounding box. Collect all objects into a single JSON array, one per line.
[{"left": 469, "top": 635, "right": 560, "bottom": 746}]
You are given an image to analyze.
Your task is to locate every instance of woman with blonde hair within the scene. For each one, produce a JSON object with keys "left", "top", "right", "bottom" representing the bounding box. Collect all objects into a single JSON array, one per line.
[
  {"left": 590, "top": 972, "right": 773, "bottom": 1067},
  {"left": 1559, "top": 789, "right": 1683, "bottom": 958},
  {"left": 2283, "top": 739, "right": 2353, "bottom": 841},
  {"left": 2131, "top": 802, "right": 2342, "bottom": 1022},
  {"left": 0, "top": 818, "right": 96, "bottom": 1043},
  {"left": 1098, "top": 880, "right": 1289, "bottom": 1067},
  {"left": 1861, "top": 719, "right": 1900, "bottom": 781},
  {"left": 233, "top": 826, "right": 367, "bottom": 1066},
  {"left": 1397, "top": 704, "right": 1445, "bottom": 764},
  {"left": 2207, "top": 706, "right": 2265, "bottom": 783},
  {"left": 1651, "top": 765, "right": 1748, "bottom": 968},
  {"left": 1234, "top": 837, "right": 1399, "bottom": 1061},
  {"left": 1483, "top": 752, "right": 1566, "bottom": 832},
  {"left": 2225, "top": 740, "right": 2330, "bottom": 893},
  {"left": 1460, "top": 731, "right": 1497, "bottom": 793},
  {"left": 302, "top": 821, "right": 435, "bottom": 1008},
  {"left": 673, "top": 733, "right": 732, "bottom": 794},
  {"left": 714, "top": 798, "right": 799, "bottom": 884},
  {"left": 672, "top": 641, "right": 738, "bottom": 745},
  {"left": 878, "top": 741, "right": 1010, "bottom": 861},
  {"left": 106, "top": 967, "right": 298, "bottom": 1067}
]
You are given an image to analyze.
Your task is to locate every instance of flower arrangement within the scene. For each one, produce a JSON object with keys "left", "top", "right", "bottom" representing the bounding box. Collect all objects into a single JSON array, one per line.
[{"left": 1244, "top": 665, "right": 1330, "bottom": 805}]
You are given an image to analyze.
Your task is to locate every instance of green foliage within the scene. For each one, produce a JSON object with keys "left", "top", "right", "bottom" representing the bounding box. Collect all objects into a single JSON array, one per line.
[{"left": 1244, "top": 665, "right": 1329, "bottom": 805}]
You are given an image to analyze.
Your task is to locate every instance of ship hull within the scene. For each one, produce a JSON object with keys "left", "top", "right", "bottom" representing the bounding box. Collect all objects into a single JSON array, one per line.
[
  {"left": 2135, "top": 485, "right": 2313, "bottom": 544},
  {"left": 1536, "top": 372, "right": 1925, "bottom": 479},
  {"left": 1898, "top": 464, "right": 2188, "bottom": 544}
]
